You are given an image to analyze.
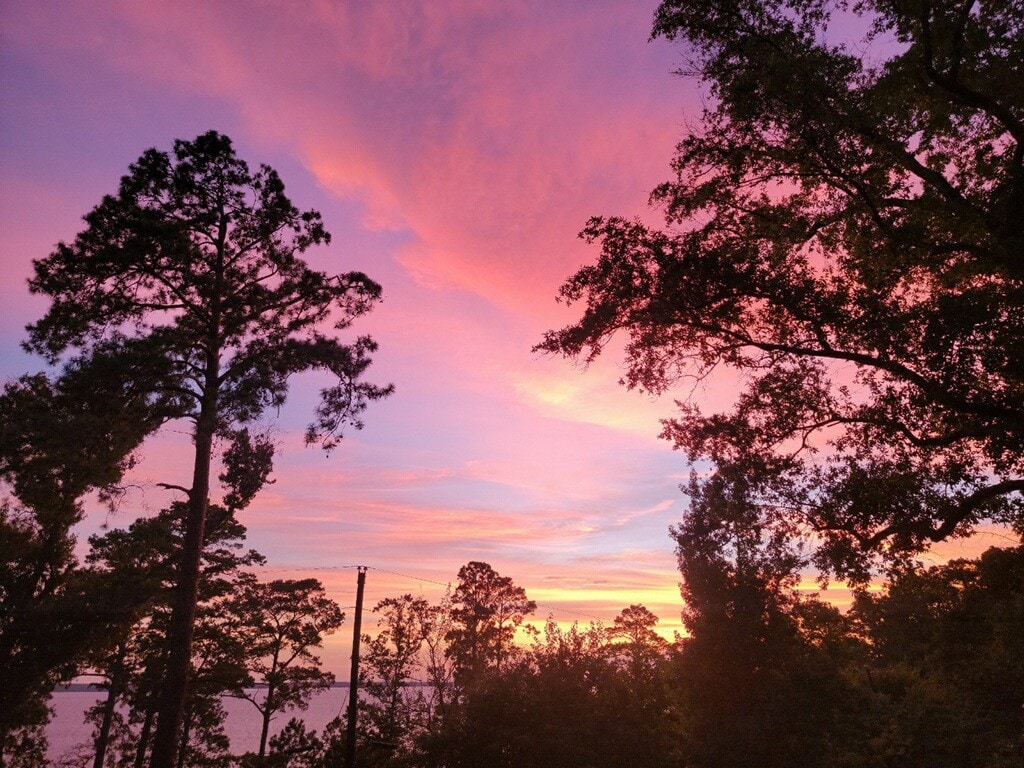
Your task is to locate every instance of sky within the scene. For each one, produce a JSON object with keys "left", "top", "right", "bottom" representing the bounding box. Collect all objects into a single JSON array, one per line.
[
  {"left": 0, "top": 1, "right": 1005, "bottom": 677},
  {"left": 0, "top": 0, "right": 710, "bottom": 673}
]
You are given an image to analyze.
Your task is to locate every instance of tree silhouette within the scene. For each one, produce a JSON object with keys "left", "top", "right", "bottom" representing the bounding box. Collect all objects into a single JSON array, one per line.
[
  {"left": 608, "top": 604, "right": 668, "bottom": 684},
  {"left": 359, "top": 594, "right": 432, "bottom": 758},
  {"left": 672, "top": 474, "right": 853, "bottom": 768},
  {"left": 0, "top": 369, "right": 161, "bottom": 760},
  {"left": 537, "top": 0, "right": 1024, "bottom": 580},
  {"left": 227, "top": 578, "right": 343, "bottom": 766},
  {"left": 25, "top": 131, "right": 391, "bottom": 768},
  {"left": 446, "top": 562, "right": 536, "bottom": 684},
  {"left": 848, "top": 546, "right": 1024, "bottom": 763},
  {"left": 84, "top": 503, "right": 263, "bottom": 768}
]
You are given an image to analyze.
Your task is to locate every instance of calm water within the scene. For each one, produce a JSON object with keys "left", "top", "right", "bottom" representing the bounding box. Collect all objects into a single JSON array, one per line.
[{"left": 47, "top": 687, "right": 351, "bottom": 764}]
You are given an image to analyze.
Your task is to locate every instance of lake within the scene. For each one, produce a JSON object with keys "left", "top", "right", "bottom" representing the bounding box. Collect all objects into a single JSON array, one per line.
[{"left": 47, "top": 687, "right": 352, "bottom": 765}]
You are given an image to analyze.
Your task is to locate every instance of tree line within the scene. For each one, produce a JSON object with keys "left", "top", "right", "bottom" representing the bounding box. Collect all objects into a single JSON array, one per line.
[{"left": 14, "top": 525, "right": 1024, "bottom": 768}]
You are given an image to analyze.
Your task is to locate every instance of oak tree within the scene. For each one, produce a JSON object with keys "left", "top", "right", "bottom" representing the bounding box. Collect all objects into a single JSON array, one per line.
[
  {"left": 25, "top": 131, "right": 392, "bottom": 768},
  {"left": 537, "top": 0, "right": 1024, "bottom": 580}
]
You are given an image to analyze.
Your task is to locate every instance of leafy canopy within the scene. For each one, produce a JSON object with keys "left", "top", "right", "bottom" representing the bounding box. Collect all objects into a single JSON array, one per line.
[{"left": 537, "top": 0, "right": 1024, "bottom": 580}]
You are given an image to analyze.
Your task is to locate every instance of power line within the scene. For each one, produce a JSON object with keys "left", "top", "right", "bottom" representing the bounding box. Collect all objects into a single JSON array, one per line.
[{"left": 364, "top": 566, "right": 452, "bottom": 589}]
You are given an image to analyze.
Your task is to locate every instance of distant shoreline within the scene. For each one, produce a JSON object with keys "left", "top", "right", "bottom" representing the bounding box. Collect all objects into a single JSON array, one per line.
[{"left": 53, "top": 681, "right": 431, "bottom": 693}]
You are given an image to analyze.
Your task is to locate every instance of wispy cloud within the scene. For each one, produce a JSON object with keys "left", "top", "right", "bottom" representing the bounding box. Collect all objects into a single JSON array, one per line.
[{"left": 1, "top": 0, "right": 765, "bottom": 678}]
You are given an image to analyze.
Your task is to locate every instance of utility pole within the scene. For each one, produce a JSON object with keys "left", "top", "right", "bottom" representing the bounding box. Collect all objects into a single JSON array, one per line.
[{"left": 345, "top": 566, "right": 367, "bottom": 768}]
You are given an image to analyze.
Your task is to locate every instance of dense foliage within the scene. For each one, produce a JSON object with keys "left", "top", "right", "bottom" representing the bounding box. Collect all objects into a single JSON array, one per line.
[
  {"left": 10, "top": 536, "right": 1024, "bottom": 768},
  {"left": 0, "top": 364, "right": 167, "bottom": 759},
  {"left": 537, "top": 0, "right": 1024, "bottom": 580}
]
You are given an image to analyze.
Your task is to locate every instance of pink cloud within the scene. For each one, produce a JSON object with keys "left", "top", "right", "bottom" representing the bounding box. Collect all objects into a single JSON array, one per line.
[{"left": 6, "top": 1, "right": 688, "bottom": 315}]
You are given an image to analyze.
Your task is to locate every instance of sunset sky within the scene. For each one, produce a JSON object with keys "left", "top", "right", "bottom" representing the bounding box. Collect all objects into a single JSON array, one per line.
[{"left": 0, "top": 1, "right": 1000, "bottom": 675}]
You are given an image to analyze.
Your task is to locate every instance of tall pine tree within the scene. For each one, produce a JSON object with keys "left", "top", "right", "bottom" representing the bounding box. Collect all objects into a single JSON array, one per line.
[{"left": 26, "top": 131, "right": 392, "bottom": 768}]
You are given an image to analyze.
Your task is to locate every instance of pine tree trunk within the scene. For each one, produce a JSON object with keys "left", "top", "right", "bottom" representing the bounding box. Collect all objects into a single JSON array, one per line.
[
  {"left": 133, "top": 701, "right": 156, "bottom": 768},
  {"left": 92, "top": 690, "right": 116, "bottom": 768},
  {"left": 175, "top": 707, "right": 192, "bottom": 768},
  {"left": 92, "top": 644, "right": 126, "bottom": 768},
  {"left": 258, "top": 680, "right": 276, "bottom": 764},
  {"left": 148, "top": 393, "right": 217, "bottom": 768}
]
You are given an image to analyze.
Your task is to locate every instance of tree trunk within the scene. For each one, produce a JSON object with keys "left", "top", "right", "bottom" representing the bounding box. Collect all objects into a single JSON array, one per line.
[
  {"left": 133, "top": 701, "right": 156, "bottom": 768},
  {"left": 92, "top": 690, "right": 116, "bottom": 768},
  {"left": 148, "top": 395, "right": 217, "bottom": 768},
  {"left": 93, "top": 644, "right": 127, "bottom": 768},
  {"left": 175, "top": 706, "right": 192, "bottom": 768},
  {"left": 258, "top": 680, "right": 276, "bottom": 764}
]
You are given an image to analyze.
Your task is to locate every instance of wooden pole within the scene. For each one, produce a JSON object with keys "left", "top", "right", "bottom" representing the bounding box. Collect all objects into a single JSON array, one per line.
[{"left": 345, "top": 566, "right": 367, "bottom": 768}]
